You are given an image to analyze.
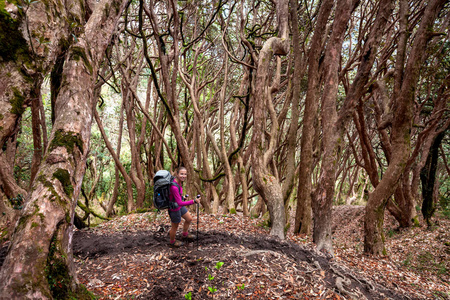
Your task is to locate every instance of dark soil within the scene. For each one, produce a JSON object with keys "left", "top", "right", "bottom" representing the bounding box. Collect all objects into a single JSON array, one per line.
[
  {"left": 71, "top": 225, "right": 413, "bottom": 299},
  {"left": 0, "top": 243, "right": 7, "bottom": 268}
]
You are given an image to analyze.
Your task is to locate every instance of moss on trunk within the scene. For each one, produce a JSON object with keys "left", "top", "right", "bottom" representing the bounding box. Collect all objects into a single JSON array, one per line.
[
  {"left": 0, "top": 3, "right": 27, "bottom": 62},
  {"left": 53, "top": 169, "right": 74, "bottom": 198},
  {"left": 49, "top": 129, "right": 84, "bottom": 154}
]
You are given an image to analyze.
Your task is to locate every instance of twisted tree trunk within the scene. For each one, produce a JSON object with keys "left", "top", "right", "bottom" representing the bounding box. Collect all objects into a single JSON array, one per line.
[
  {"left": 251, "top": 0, "right": 289, "bottom": 239},
  {"left": 0, "top": 0, "right": 127, "bottom": 298}
]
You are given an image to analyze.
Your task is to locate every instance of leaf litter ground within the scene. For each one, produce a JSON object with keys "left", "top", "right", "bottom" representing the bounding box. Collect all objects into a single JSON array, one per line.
[{"left": 1, "top": 206, "right": 448, "bottom": 299}]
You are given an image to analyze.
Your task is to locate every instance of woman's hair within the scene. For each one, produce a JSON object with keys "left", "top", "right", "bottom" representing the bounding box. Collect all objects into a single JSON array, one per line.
[{"left": 176, "top": 166, "right": 187, "bottom": 174}]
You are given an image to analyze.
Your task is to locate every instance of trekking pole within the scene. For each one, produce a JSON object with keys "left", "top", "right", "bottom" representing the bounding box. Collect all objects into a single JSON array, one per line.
[{"left": 196, "top": 195, "right": 200, "bottom": 250}]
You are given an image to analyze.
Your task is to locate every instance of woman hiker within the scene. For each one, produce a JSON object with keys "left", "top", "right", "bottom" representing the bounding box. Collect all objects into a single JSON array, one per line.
[{"left": 168, "top": 166, "right": 201, "bottom": 247}]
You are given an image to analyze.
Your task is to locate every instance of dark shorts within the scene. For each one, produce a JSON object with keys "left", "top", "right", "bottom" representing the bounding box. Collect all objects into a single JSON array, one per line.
[{"left": 168, "top": 206, "right": 188, "bottom": 224}]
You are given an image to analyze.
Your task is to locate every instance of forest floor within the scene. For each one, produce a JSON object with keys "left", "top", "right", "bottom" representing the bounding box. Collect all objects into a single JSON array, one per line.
[{"left": 1, "top": 205, "right": 449, "bottom": 299}]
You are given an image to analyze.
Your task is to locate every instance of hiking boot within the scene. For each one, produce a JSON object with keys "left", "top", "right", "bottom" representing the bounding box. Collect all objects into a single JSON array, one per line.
[
  {"left": 182, "top": 233, "right": 195, "bottom": 240},
  {"left": 169, "top": 240, "right": 184, "bottom": 248}
]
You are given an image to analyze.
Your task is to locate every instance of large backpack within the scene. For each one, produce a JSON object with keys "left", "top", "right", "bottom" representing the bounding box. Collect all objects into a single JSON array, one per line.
[{"left": 153, "top": 170, "right": 180, "bottom": 210}]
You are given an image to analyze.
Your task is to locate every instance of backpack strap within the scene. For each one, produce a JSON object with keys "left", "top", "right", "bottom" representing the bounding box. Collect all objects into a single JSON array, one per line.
[{"left": 170, "top": 180, "right": 183, "bottom": 201}]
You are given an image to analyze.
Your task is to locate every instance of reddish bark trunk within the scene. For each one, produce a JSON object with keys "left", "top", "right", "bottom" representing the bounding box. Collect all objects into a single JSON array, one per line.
[
  {"left": 30, "top": 83, "right": 44, "bottom": 185},
  {"left": 294, "top": 0, "right": 334, "bottom": 235},
  {"left": 364, "top": 0, "right": 447, "bottom": 255},
  {"left": 283, "top": 0, "right": 305, "bottom": 215},
  {"left": 313, "top": 0, "right": 360, "bottom": 255}
]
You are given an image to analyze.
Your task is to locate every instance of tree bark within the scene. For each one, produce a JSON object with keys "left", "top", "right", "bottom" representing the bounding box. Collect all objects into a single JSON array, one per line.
[
  {"left": 282, "top": 0, "right": 305, "bottom": 215},
  {"left": 178, "top": 42, "right": 220, "bottom": 214},
  {"left": 106, "top": 103, "right": 125, "bottom": 217},
  {"left": 29, "top": 84, "right": 44, "bottom": 186},
  {"left": 0, "top": 152, "right": 27, "bottom": 199},
  {"left": 0, "top": 0, "right": 127, "bottom": 298},
  {"left": 364, "top": 0, "right": 447, "bottom": 255},
  {"left": 421, "top": 128, "right": 448, "bottom": 227},
  {"left": 121, "top": 67, "right": 147, "bottom": 209},
  {"left": 294, "top": 0, "right": 334, "bottom": 235},
  {"left": 229, "top": 72, "right": 251, "bottom": 217},
  {"left": 219, "top": 56, "right": 236, "bottom": 214},
  {"left": 141, "top": 0, "right": 200, "bottom": 199},
  {"left": 251, "top": 0, "right": 289, "bottom": 239},
  {"left": 94, "top": 108, "right": 136, "bottom": 213},
  {"left": 313, "top": 0, "right": 360, "bottom": 255}
]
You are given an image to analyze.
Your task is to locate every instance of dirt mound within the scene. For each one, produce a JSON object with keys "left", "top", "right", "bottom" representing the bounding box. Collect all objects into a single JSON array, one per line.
[{"left": 73, "top": 226, "right": 410, "bottom": 299}]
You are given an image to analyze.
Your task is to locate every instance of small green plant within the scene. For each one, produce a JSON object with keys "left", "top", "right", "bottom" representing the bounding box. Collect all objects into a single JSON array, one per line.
[
  {"left": 184, "top": 291, "right": 192, "bottom": 300},
  {"left": 438, "top": 195, "right": 450, "bottom": 219},
  {"left": 437, "top": 262, "right": 448, "bottom": 276},
  {"left": 433, "top": 290, "right": 449, "bottom": 299},
  {"left": 237, "top": 283, "right": 245, "bottom": 290},
  {"left": 386, "top": 229, "right": 396, "bottom": 238},
  {"left": 9, "top": 194, "right": 24, "bottom": 210},
  {"left": 204, "top": 262, "right": 225, "bottom": 296},
  {"left": 147, "top": 212, "right": 158, "bottom": 223},
  {"left": 215, "top": 261, "right": 224, "bottom": 270},
  {"left": 417, "top": 251, "right": 434, "bottom": 271},
  {"left": 402, "top": 253, "right": 413, "bottom": 267}
]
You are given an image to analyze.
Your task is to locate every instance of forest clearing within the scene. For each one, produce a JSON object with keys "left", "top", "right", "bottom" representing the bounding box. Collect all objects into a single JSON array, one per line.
[
  {"left": 0, "top": 0, "right": 449, "bottom": 298},
  {"left": 2, "top": 206, "right": 448, "bottom": 299}
]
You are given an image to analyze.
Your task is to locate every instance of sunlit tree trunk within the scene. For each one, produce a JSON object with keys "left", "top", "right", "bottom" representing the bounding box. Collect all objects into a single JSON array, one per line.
[
  {"left": 121, "top": 65, "right": 147, "bottom": 209},
  {"left": 0, "top": 0, "right": 72, "bottom": 249},
  {"left": 106, "top": 103, "right": 125, "bottom": 217},
  {"left": 94, "top": 108, "right": 136, "bottom": 213},
  {"left": 0, "top": 1, "right": 127, "bottom": 297},
  {"left": 218, "top": 57, "right": 236, "bottom": 214}
]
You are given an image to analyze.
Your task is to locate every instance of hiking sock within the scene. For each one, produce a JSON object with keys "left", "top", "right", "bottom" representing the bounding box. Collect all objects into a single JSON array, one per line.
[
  {"left": 182, "top": 232, "right": 189, "bottom": 237},
  {"left": 170, "top": 239, "right": 175, "bottom": 244}
]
